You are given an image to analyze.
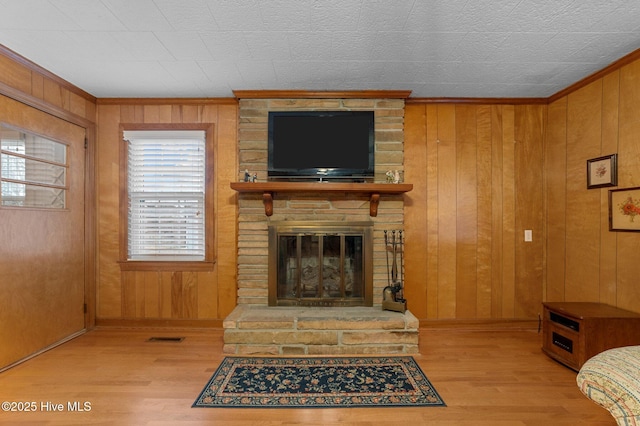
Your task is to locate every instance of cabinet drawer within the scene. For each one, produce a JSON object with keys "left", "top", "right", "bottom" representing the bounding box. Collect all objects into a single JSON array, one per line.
[{"left": 543, "top": 322, "right": 580, "bottom": 368}]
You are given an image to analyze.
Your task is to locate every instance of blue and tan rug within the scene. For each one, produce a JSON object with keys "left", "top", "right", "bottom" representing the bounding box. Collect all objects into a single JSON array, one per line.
[{"left": 192, "top": 356, "right": 445, "bottom": 408}]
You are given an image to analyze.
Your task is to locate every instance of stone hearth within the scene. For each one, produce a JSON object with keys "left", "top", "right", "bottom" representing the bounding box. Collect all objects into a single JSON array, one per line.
[{"left": 223, "top": 306, "right": 418, "bottom": 355}]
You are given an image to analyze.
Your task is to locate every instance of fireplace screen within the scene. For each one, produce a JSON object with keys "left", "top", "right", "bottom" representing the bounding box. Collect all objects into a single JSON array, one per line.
[{"left": 268, "top": 222, "right": 373, "bottom": 307}]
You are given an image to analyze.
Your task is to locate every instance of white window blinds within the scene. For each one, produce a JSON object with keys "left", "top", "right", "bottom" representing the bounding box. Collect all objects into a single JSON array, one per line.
[{"left": 124, "top": 130, "right": 206, "bottom": 261}]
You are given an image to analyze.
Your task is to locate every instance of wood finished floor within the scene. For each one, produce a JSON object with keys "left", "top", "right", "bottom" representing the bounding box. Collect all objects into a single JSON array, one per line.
[{"left": 0, "top": 327, "right": 615, "bottom": 425}]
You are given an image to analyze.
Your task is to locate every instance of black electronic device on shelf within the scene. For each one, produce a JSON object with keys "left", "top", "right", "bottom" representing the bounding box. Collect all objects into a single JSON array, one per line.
[{"left": 267, "top": 110, "right": 375, "bottom": 182}]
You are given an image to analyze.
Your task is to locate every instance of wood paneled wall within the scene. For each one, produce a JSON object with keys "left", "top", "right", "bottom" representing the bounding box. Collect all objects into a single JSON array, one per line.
[
  {"left": 545, "top": 59, "right": 640, "bottom": 313},
  {"left": 404, "top": 54, "right": 640, "bottom": 321},
  {"left": 95, "top": 100, "right": 238, "bottom": 325},
  {"left": 5, "top": 42, "right": 640, "bottom": 328},
  {"left": 404, "top": 104, "right": 546, "bottom": 320}
]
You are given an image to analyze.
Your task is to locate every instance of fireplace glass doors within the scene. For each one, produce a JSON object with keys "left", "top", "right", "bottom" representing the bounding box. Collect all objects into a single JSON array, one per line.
[{"left": 268, "top": 222, "right": 373, "bottom": 307}]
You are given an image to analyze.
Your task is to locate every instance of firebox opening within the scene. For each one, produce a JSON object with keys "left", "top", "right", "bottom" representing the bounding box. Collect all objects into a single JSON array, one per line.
[{"left": 268, "top": 222, "right": 373, "bottom": 307}]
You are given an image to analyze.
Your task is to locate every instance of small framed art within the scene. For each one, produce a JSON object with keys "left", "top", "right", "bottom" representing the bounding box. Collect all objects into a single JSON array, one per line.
[
  {"left": 587, "top": 154, "right": 617, "bottom": 189},
  {"left": 609, "top": 186, "right": 640, "bottom": 232}
]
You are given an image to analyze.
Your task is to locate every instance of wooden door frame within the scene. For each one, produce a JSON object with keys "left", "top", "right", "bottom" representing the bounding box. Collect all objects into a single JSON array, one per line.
[{"left": 0, "top": 81, "right": 97, "bottom": 330}]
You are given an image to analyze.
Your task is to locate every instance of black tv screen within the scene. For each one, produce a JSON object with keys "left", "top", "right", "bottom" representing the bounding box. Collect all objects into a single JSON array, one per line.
[{"left": 267, "top": 111, "right": 375, "bottom": 181}]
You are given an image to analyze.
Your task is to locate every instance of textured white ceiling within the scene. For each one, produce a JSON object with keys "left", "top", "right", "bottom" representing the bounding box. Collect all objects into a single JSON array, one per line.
[{"left": 1, "top": 0, "right": 639, "bottom": 99}]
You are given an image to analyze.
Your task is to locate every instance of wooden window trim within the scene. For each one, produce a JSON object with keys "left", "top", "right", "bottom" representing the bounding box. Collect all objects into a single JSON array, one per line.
[{"left": 118, "top": 123, "right": 215, "bottom": 272}]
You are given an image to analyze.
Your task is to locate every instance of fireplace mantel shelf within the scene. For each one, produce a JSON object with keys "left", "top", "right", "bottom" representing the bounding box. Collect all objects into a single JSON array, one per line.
[{"left": 230, "top": 182, "right": 413, "bottom": 217}]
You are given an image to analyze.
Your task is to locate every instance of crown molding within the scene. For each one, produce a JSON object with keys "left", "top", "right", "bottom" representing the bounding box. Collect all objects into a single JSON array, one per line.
[
  {"left": 5, "top": 41, "right": 640, "bottom": 106},
  {"left": 0, "top": 44, "right": 97, "bottom": 103},
  {"left": 547, "top": 47, "right": 640, "bottom": 103},
  {"left": 405, "top": 97, "right": 548, "bottom": 105},
  {"left": 97, "top": 97, "right": 237, "bottom": 105},
  {"left": 233, "top": 90, "right": 412, "bottom": 99}
]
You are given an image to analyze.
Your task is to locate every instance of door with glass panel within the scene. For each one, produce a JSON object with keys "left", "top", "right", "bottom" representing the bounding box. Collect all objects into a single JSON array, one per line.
[{"left": 0, "top": 96, "right": 86, "bottom": 369}]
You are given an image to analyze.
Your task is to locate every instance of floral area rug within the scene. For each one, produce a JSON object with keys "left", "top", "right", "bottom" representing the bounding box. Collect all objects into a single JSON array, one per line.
[{"left": 192, "top": 356, "right": 445, "bottom": 408}]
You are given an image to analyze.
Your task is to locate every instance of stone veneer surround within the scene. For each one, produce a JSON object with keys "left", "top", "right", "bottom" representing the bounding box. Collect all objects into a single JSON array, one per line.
[{"left": 236, "top": 97, "right": 406, "bottom": 307}]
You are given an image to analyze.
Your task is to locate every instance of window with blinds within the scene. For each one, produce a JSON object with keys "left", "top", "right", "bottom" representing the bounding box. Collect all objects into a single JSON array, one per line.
[{"left": 124, "top": 130, "right": 206, "bottom": 261}]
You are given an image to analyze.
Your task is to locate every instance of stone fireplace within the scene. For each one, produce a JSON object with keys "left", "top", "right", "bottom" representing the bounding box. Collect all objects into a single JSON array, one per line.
[
  {"left": 268, "top": 221, "right": 373, "bottom": 307},
  {"left": 223, "top": 92, "right": 418, "bottom": 355},
  {"left": 233, "top": 95, "right": 407, "bottom": 307}
]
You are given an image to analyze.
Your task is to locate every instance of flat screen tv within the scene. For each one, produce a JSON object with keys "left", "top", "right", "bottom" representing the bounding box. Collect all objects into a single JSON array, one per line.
[{"left": 267, "top": 111, "right": 375, "bottom": 181}]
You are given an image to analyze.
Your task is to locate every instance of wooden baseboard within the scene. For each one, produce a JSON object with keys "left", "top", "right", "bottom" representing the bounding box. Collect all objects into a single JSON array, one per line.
[
  {"left": 0, "top": 329, "right": 87, "bottom": 373},
  {"left": 95, "top": 318, "right": 223, "bottom": 329},
  {"left": 419, "top": 318, "right": 540, "bottom": 331},
  {"left": 95, "top": 318, "right": 537, "bottom": 331}
]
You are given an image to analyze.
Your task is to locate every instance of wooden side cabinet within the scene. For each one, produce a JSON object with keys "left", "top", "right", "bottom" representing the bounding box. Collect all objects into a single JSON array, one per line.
[{"left": 542, "top": 302, "right": 640, "bottom": 371}]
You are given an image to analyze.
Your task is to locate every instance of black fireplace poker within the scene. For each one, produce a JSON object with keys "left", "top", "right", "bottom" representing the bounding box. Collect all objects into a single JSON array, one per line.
[{"left": 383, "top": 230, "right": 407, "bottom": 313}]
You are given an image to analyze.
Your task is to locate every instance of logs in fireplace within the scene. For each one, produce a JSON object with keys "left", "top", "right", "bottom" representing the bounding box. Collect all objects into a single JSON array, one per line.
[{"left": 268, "top": 222, "right": 373, "bottom": 307}]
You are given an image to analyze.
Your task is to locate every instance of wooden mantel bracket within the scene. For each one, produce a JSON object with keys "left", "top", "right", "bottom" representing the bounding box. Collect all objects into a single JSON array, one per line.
[
  {"left": 230, "top": 182, "right": 412, "bottom": 217},
  {"left": 262, "top": 192, "right": 274, "bottom": 216},
  {"left": 369, "top": 193, "right": 381, "bottom": 217}
]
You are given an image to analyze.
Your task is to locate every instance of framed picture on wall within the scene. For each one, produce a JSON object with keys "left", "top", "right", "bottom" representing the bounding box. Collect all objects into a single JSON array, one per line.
[
  {"left": 609, "top": 187, "right": 640, "bottom": 232},
  {"left": 587, "top": 154, "right": 617, "bottom": 189}
]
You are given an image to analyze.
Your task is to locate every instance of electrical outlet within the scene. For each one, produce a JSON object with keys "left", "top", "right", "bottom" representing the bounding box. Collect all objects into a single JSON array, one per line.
[{"left": 524, "top": 230, "right": 532, "bottom": 242}]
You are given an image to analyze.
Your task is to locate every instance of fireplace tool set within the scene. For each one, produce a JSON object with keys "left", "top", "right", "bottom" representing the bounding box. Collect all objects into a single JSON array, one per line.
[{"left": 383, "top": 230, "right": 406, "bottom": 313}]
